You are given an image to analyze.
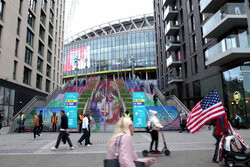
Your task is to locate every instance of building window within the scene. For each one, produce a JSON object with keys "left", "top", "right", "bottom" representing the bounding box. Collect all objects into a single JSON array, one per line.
[
  {"left": 186, "top": 0, "right": 193, "bottom": 15},
  {"left": 47, "top": 50, "right": 52, "bottom": 63},
  {"left": 17, "top": 18, "right": 21, "bottom": 35},
  {"left": 40, "top": 10, "right": 46, "bottom": 25},
  {"left": 188, "top": 15, "right": 195, "bottom": 34},
  {"left": 38, "top": 41, "right": 44, "bottom": 56},
  {"left": 27, "top": 10, "right": 35, "bottom": 29},
  {"left": 48, "top": 36, "right": 52, "bottom": 50},
  {"left": 41, "top": 0, "right": 47, "bottom": 11},
  {"left": 46, "top": 64, "right": 51, "bottom": 78},
  {"left": 36, "top": 74, "right": 42, "bottom": 89},
  {"left": 49, "top": 10, "right": 54, "bottom": 23},
  {"left": 19, "top": 0, "right": 23, "bottom": 14},
  {"left": 15, "top": 39, "right": 19, "bottom": 57},
  {"left": 0, "top": 0, "right": 4, "bottom": 21},
  {"left": 184, "top": 62, "right": 187, "bottom": 78},
  {"left": 53, "top": 70, "right": 55, "bottom": 81},
  {"left": 26, "top": 28, "right": 34, "bottom": 47},
  {"left": 29, "top": 0, "right": 36, "bottom": 12},
  {"left": 13, "top": 61, "right": 17, "bottom": 80},
  {"left": 193, "top": 80, "right": 201, "bottom": 97},
  {"left": 25, "top": 47, "right": 33, "bottom": 66},
  {"left": 45, "top": 79, "right": 50, "bottom": 92},
  {"left": 182, "top": 43, "right": 186, "bottom": 60},
  {"left": 189, "top": 35, "right": 197, "bottom": 54},
  {"left": 50, "top": 0, "right": 55, "bottom": 10},
  {"left": 39, "top": 25, "right": 45, "bottom": 40},
  {"left": 37, "top": 57, "right": 43, "bottom": 72},
  {"left": 49, "top": 23, "right": 53, "bottom": 36},
  {"left": 192, "top": 55, "right": 198, "bottom": 74},
  {"left": 23, "top": 67, "right": 32, "bottom": 85}
]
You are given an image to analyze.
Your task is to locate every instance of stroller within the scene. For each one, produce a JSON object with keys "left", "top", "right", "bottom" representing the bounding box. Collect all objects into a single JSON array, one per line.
[{"left": 222, "top": 135, "right": 250, "bottom": 167}]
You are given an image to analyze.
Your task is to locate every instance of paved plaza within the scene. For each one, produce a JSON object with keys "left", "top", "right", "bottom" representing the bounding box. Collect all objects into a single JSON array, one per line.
[{"left": 0, "top": 127, "right": 249, "bottom": 167}]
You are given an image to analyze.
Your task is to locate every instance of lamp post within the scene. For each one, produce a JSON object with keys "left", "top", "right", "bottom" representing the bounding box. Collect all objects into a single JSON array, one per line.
[
  {"left": 74, "top": 56, "right": 80, "bottom": 93},
  {"left": 131, "top": 56, "right": 136, "bottom": 92},
  {"left": 85, "top": 58, "right": 88, "bottom": 79}
]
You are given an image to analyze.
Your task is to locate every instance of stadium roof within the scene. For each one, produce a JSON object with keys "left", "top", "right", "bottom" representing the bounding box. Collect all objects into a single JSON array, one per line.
[{"left": 64, "top": 13, "right": 154, "bottom": 44}]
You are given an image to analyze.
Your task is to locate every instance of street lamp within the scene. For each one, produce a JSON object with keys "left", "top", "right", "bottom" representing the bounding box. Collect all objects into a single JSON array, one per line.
[
  {"left": 74, "top": 57, "right": 80, "bottom": 93},
  {"left": 131, "top": 56, "right": 136, "bottom": 92}
]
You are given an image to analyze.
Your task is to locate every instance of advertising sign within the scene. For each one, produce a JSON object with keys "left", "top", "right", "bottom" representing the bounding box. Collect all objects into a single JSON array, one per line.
[
  {"left": 65, "top": 93, "right": 78, "bottom": 128},
  {"left": 133, "top": 92, "right": 146, "bottom": 128}
]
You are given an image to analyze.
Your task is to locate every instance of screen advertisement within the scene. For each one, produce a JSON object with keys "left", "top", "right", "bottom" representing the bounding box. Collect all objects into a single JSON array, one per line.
[
  {"left": 133, "top": 92, "right": 146, "bottom": 128},
  {"left": 65, "top": 93, "right": 78, "bottom": 128}
]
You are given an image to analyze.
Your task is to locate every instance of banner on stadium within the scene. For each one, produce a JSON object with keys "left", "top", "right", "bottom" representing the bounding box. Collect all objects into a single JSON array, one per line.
[
  {"left": 65, "top": 92, "right": 78, "bottom": 128},
  {"left": 133, "top": 92, "right": 146, "bottom": 128}
]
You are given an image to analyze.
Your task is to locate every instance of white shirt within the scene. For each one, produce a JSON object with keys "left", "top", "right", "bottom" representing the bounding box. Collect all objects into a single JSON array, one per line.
[{"left": 82, "top": 117, "right": 89, "bottom": 130}]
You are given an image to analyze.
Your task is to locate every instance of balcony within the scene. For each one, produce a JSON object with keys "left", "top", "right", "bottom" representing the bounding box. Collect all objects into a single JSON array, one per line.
[
  {"left": 165, "top": 21, "right": 179, "bottom": 36},
  {"left": 163, "top": 0, "right": 176, "bottom": 7},
  {"left": 164, "top": 6, "right": 178, "bottom": 21},
  {"left": 166, "top": 39, "right": 180, "bottom": 52},
  {"left": 203, "top": 3, "right": 247, "bottom": 38},
  {"left": 168, "top": 75, "right": 183, "bottom": 84},
  {"left": 205, "top": 34, "right": 250, "bottom": 66},
  {"left": 166, "top": 54, "right": 181, "bottom": 68},
  {"left": 200, "top": 0, "right": 227, "bottom": 13}
]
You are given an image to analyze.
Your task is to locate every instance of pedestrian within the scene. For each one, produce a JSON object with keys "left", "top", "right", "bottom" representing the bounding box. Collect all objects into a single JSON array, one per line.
[
  {"left": 38, "top": 110, "right": 43, "bottom": 135},
  {"left": 106, "top": 117, "right": 155, "bottom": 167},
  {"left": 78, "top": 112, "right": 90, "bottom": 146},
  {"left": 17, "top": 112, "right": 25, "bottom": 133},
  {"left": 179, "top": 110, "right": 187, "bottom": 133},
  {"left": 78, "top": 111, "right": 84, "bottom": 133},
  {"left": 51, "top": 110, "right": 74, "bottom": 150},
  {"left": 0, "top": 110, "right": 3, "bottom": 134},
  {"left": 51, "top": 112, "right": 58, "bottom": 132},
  {"left": 32, "top": 113, "right": 40, "bottom": 139},
  {"left": 87, "top": 110, "right": 93, "bottom": 145},
  {"left": 212, "top": 114, "right": 229, "bottom": 163},
  {"left": 234, "top": 114, "right": 241, "bottom": 129},
  {"left": 124, "top": 110, "right": 130, "bottom": 118},
  {"left": 149, "top": 110, "right": 163, "bottom": 152},
  {"left": 150, "top": 83, "right": 154, "bottom": 94},
  {"left": 153, "top": 94, "right": 158, "bottom": 106}
]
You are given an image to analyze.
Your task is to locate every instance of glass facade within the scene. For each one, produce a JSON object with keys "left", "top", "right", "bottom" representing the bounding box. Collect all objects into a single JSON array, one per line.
[
  {"left": 223, "top": 65, "right": 250, "bottom": 127},
  {"left": 63, "top": 30, "right": 156, "bottom": 77}
]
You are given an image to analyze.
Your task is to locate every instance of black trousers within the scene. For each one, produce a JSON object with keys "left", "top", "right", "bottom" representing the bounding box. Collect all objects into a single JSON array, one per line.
[
  {"left": 0, "top": 122, "right": 2, "bottom": 130},
  {"left": 88, "top": 126, "right": 91, "bottom": 143},
  {"left": 38, "top": 124, "right": 43, "bottom": 134},
  {"left": 150, "top": 130, "right": 159, "bottom": 151},
  {"left": 55, "top": 131, "right": 73, "bottom": 148},
  {"left": 33, "top": 126, "right": 40, "bottom": 138},
  {"left": 78, "top": 128, "right": 89, "bottom": 146},
  {"left": 78, "top": 123, "right": 82, "bottom": 133},
  {"left": 52, "top": 123, "right": 57, "bottom": 132},
  {"left": 19, "top": 124, "right": 25, "bottom": 133}
]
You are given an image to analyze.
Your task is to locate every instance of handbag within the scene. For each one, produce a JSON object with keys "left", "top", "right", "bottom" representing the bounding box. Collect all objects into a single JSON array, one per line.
[{"left": 104, "top": 135, "right": 145, "bottom": 167}]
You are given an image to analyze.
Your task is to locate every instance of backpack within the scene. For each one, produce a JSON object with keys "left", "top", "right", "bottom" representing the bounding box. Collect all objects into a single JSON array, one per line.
[{"left": 146, "top": 120, "right": 152, "bottom": 133}]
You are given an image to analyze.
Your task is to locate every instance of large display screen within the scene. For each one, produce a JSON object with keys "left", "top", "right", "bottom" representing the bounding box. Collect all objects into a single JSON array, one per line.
[{"left": 63, "top": 46, "right": 90, "bottom": 72}]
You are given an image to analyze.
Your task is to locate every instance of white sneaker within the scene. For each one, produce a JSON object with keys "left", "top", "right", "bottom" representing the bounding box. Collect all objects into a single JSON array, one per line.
[
  {"left": 51, "top": 147, "right": 58, "bottom": 151},
  {"left": 86, "top": 144, "right": 91, "bottom": 147},
  {"left": 70, "top": 147, "right": 74, "bottom": 150}
]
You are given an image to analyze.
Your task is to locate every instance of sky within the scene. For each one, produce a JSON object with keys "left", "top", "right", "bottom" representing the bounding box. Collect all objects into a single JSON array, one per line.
[{"left": 64, "top": 0, "right": 154, "bottom": 40}]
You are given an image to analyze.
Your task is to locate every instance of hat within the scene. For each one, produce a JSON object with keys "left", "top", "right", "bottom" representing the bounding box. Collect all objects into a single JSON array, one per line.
[{"left": 149, "top": 110, "right": 157, "bottom": 116}]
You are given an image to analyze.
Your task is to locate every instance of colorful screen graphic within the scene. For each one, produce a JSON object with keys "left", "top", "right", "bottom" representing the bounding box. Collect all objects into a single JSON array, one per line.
[
  {"left": 65, "top": 93, "right": 78, "bottom": 128},
  {"left": 133, "top": 92, "right": 146, "bottom": 128},
  {"left": 63, "top": 46, "right": 90, "bottom": 72}
]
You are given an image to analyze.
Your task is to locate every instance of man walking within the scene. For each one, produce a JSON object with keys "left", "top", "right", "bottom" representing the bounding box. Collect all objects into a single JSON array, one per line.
[
  {"left": 51, "top": 112, "right": 58, "bottom": 132},
  {"left": 32, "top": 113, "right": 40, "bottom": 139},
  {"left": 87, "top": 111, "right": 93, "bottom": 145},
  {"left": 51, "top": 110, "right": 74, "bottom": 150},
  {"left": 17, "top": 112, "right": 25, "bottom": 133},
  {"left": 38, "top": 110, "right": 43, "bottom": 135},
  {"left": 78, "top": 113, "right": 90, "bottom": 146},
  {"left": 78, "top": 111, "right": 84, "bottom": 133}
]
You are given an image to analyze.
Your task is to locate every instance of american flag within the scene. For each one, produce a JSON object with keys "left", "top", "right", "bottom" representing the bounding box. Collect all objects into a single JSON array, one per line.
[{"left": 187, "top": 88, "right": 225, "bottom": 133}]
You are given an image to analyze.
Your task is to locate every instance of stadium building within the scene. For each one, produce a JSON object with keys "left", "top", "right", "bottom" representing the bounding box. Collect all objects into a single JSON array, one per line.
[{"left": 63, "top": 14, "right": 156, "bottom": 81}]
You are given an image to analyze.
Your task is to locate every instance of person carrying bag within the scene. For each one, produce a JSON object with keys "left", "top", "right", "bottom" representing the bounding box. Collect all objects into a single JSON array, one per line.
[{"left": 105, "top": 117, "right": 155, "bottom": 167}]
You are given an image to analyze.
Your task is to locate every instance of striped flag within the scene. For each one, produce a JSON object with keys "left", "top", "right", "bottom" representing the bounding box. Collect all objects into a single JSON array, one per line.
[{"left": 187, "top": 88, "right": 226, "bottom": 133}]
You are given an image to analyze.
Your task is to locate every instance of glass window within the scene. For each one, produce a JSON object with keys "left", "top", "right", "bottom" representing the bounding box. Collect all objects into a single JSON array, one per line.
[
  {"left": 40, "top": 10, "right": 46, "bottom": 25},
  {"left": 15, "top": 39, "right": 19, "bottom": 57},
  {"left": 46, "top": 64, "right": 51, "bottom": 77},
  {"left": 23, "top": 67, "right": 32, "bottom": 85},
  {"left": 26, "top": 28, "right": 34, "bottom": 47},
  {"left": 29, "top": 0, "right": 36, "bottom": 12},
  {"left": 19, "top": 0, "right": 23, "bottom": 14},
  {"left": 3, "top": 88, "right": 10, "bottom": 105},
  {"left": 50, "top": 0, "right": 55, "bottom": 10},
  {"left": 10, "top": 90, "right": 15, "bottom": 106},
  {"left": 36, "top": 74, "right": 42, "bottom": 89},
  {"left": 27, "top": 10, "right": 35, "bottom": 29},
  {"left": 13, "top": 61, "right": 17, "bottom": 80},
  {"left": 45, "top": 79, "right": 50, "bottom": 92},
  {"left": 0, "top": 0, "right": 4, "bottom": 20},
  {"left": 37, "top": 57, "right": 43, "bottom": 72},
  {"left": 49, "top": 10, "right": 54, "bottom": 23},
  {"left": 38, "top": 41, "right": 44, "bottom": 56},
  {"left": 47, "top": 50, "right": 52, "bottom": 63},
  {"left": 48, "top": 36, "right": 52, "bottom": 50},
  {"left": 193, "top": 80, "right": 201, "bottom": 97},
  {"left": 17, "top": 18, "right": 21, "bottom": 35},
  {"left": 25, "top": 47, "right": 33, "bottom": 66},
  {"left": 39, "top": 25, "right": 45, "bottom": 40},
  {"left": 41, "top": 0, "right": 47, "bottom": 11},
  {"left": 49, "top": 23, "right": 53, "bottom": 36},
  {"left": 0, "top": 87, "right": 3, "bottom": 104}
]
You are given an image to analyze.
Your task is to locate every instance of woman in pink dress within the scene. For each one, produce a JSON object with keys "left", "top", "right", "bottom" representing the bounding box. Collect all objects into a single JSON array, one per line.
[{"left": 106, "top": 117, "right": 155, "bottom": 167}]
